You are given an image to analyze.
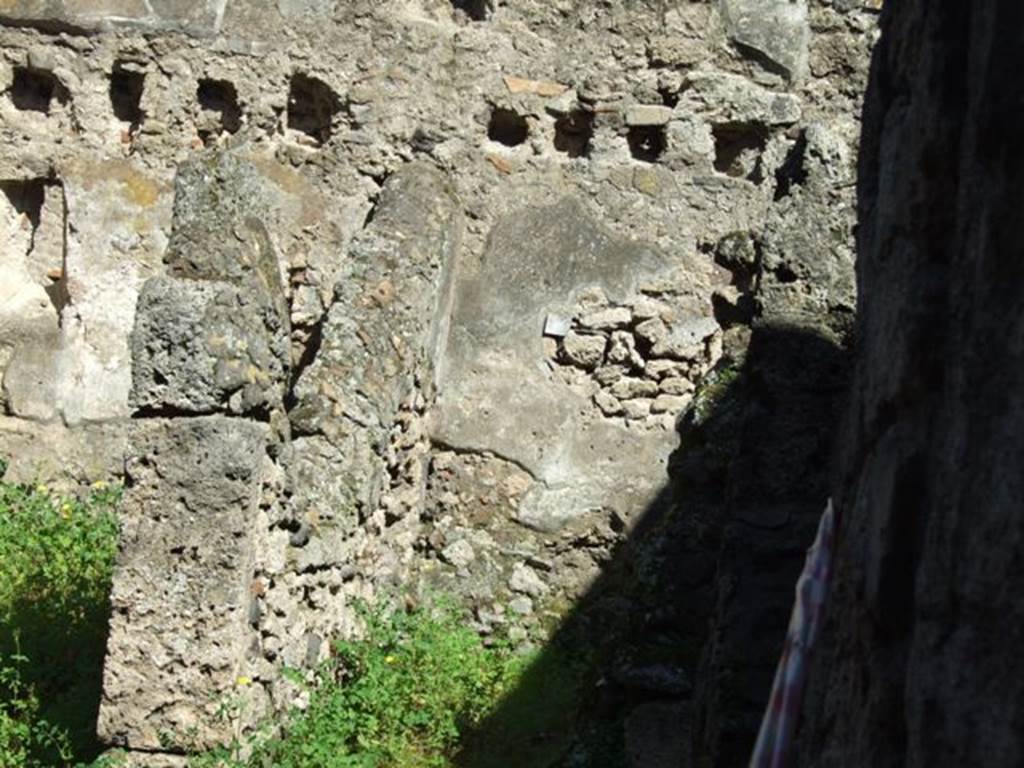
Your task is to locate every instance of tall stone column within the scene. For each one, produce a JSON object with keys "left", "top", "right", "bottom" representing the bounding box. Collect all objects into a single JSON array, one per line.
[{"left": 98, "top": 151, "right": 289, "bottom": 757}]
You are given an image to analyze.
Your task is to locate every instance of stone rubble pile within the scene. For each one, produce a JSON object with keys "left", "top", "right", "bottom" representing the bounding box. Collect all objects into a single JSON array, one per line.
[{"left": 545, "top": 288, "right": 723, "bottom": 429}]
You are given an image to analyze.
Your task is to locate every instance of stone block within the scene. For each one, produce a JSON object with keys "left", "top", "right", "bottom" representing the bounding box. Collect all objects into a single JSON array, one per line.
[
  {"left": 291, "top": 162, "right": 461, "bottom": 444},
  {"left": 610, "top": 377, "right": 659, "bottom": 400},
  {"left": 509, "top": 563, "right": 547, "bottom": 597},
  {"left": 56, "top": 162, "right": 173, "bottom": 424},
  {"left": 562, "top": 331, "right": 606, "bottom": 369},
  {"left": 659, "top": 377, "right": 694, "bottom": 396},
  {"left": 622, "top": 398, "right": 653, "bottom": 420},
  {"left": 2, "top": 339, "right": 59, "bottom": 421},
  {"left": 626, "top": 104, "right": 674, "bottom": 127},
  {"left": 649, "top": 317, "right": 720, "bottom": 361},
  {"left": 607, "top": 330, "right": 641, "bottom": 366},
  {"left": 651, "top": 394, "right": 692, "bottom": 414},
  {"left": 98, "top": 417, "right": 269, "bottom": 753},
  {"left": 167, "top": 153, "right": 286, "bottom": 299},
  {"left": 647, "top": 35, "right": 709, "bottom": 69},
  {"left": 0, "top": 0, "right": 228, "bottom": 35},
  {"left": 442, "top": 539, "right": 476, "bottom": 569},
  {"left": 276, "top": 0, "right": 335, "bottom": 17},
  {"left": 719, "top": 0, "right": 810, "bottom": 81},
  {"left": 579, "top": 306, "right": 632, "bottom": 330},
  {"left": 283, "top": 435, "right": 371, "bottom": 530},
  {"left": 130, "top": 276, "right": 288, "bottom": 416},
  {"left": 679, "top": 71, "right": 802, "bottom": 126},
  {"left": 595, "top": 390, "right": 624, "bottom": 416},
  {"left": 759, "top": 124, "right": 856, "bottom": 322}
]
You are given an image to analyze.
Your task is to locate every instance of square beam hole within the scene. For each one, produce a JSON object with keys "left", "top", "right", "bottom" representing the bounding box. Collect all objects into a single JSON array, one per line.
[
  {"left": 110, "top": 64, "right": 145, "bottom": 130},
  {"left": 10, "top": 66, "right": 67, "bottom": 114},
  {"left": 554, "top": 109, "right": 594, "bottom": 158},
  {"left": 627, "top": 125, "right": 666, "bottom": 162},
  {"left": 1, "top": 178, "right": 68, "bottom": 314},
  {"left": 488, "top": 107, "right": 528, "bottom": 147},
  {"left": 713, "top": 125, "right": 767, "bottom": 181},
  {"left": 452, "top": 0, "right": 491, "bottom": 20},
  {"left": 287, "top": 73, "right": 341, "bottom": 145},
  {"left": 197, "top": 78, "right": 243, "bottom": 141},
  {"left": 0, "top": 178, "right": 45, "bottom": 229}
]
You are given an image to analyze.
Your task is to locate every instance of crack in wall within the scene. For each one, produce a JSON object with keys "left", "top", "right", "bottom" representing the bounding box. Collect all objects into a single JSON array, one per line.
[{"left": 430, "top": 438, "right": 540, "bottom": 483}]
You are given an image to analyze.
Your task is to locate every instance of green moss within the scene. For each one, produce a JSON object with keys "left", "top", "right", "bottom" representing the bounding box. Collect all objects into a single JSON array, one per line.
[{"left": 691, "top": 361, "right": 743, "bottom": 424}]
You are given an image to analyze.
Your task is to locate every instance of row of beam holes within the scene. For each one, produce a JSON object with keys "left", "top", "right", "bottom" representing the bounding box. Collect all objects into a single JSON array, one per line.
[
  {"left": 648, "top": 84, "right": 763, "bottom": 169},
  {"left": 487, "top": 106, "right": 668, "bottom": 162},
  {"left": 489, "top": 107, "right": 770, "bottom": 174},
  {"left": 10, "top": 61, "right": 339, "bottom": 148},
  {"left": 194, "top": 74, "right": 341, "bottom": 146},
  {"left": 488, "top": 107, "right": 599, "bottom": 159},
  {"left": 16, "top": 62, "right": 764, "bottom": 175},
  {"left": 191, "top": 73, "right": 341, "bottom": 145}
]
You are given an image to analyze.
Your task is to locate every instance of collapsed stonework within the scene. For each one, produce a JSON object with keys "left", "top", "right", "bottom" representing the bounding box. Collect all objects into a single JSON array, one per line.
[{"left": 0, "top": 0, "right": 878, "bottom": 764}]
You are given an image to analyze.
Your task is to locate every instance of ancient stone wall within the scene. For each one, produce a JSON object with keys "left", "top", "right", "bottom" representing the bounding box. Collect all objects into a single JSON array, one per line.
[
  {"left": 0, "top": 1, "right": 877, "bottom": 763},
  {"left": 797, "top": 3, "right": 1024, "bottom": 766}
]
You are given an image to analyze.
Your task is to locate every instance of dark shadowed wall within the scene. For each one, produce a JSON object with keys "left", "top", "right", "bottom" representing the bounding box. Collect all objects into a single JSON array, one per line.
[{"left": 798, "top": 3, "right": 1024, "bottom": 766}]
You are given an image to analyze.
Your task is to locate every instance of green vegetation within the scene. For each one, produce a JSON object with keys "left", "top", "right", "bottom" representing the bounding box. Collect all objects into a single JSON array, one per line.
[
  {"left": 0, "top": 656, "right": 75, "bottom": 768},
  {"left": 200, "top": 599, "right": 584, "bottom": 768},
  {"left": 453, "top": 637, "right": 585, "bottom": 768},
  {"left": 691, "top": 360, "right": 743, "bottom": 423},
  {"left": 0, "top": 464, "right": 121, "bottom": 767},
  {"left": 0, "top": 464, "right": 586, "bottom": 768}
]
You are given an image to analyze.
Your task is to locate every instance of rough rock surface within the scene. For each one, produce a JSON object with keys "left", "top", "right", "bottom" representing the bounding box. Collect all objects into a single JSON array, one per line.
[
  {"left": 130, "top": 275, "right": 288, "bottom": 416},
  {"left": 0, "top": 416, "right": 127, "bottom": 486},
  {"left": 797, "top": 3, "right": 1024, "bottom": 767},
  {"left": 0, "top": 1, "right": 229, "bottom": 36},
  {"left": 0, "top": 0, "right": 880, "bottom": 763},
  {"left": 98, "top": 417, "right": 270, "bottom": 752},
  {"left": 720, "top": 0, "right": 811, "bottom": 82},
  {"left": 434, "top": 196, "right": 712, "bottom": 535}
]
